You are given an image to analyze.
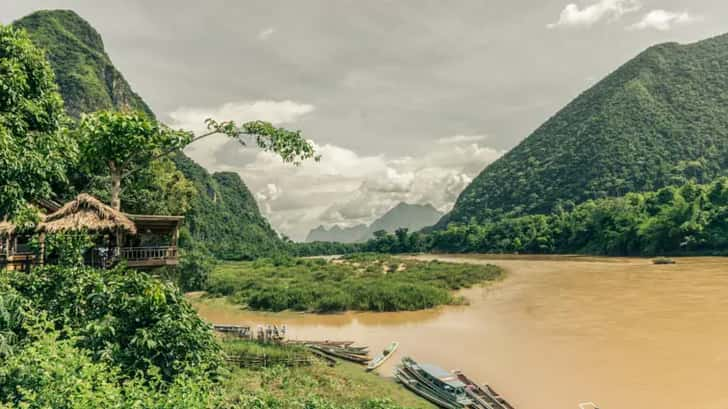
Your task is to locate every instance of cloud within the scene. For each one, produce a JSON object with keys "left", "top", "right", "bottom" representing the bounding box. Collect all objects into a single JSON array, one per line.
[
  {"left": 169, "top": 100, "right": 315, "bottom": 133},
  {"left": 628, "top": 10, "right": 699, "bottom": 31},
  {"left": 188, "top": 134, "right": 504, "bottom": 240},
  {"left": 257, "top": 27, "right": 276, "bottom": 40},
  {"left": 547, "top": 0, "right": 641, "bottom": 29},
  {"left": 436, "top": 135, "right": 488, "bottom": 144}
]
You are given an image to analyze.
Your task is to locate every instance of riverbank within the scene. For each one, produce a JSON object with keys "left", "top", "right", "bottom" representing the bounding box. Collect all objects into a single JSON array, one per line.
[
  {"left": 223, "top": 356, "right": 434, "bottom": 409},
  {"left": 204, "top": 254, "right": 503, "bottom": 313},
  {"left": 192, "top": 254, "right": 728, "bottom": 409}
]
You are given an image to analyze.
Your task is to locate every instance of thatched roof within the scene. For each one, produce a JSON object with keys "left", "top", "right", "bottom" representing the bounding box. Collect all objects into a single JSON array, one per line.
[
  {"left": 38, "top": 194, "right": 137, "bottom": 234},
  {"left": 0, "top": 220, "right": 15, "bottom": 236}
]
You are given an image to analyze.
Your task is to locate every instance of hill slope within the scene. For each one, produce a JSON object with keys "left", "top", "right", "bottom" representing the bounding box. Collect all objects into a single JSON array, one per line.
[
  {"left": 306, "top": 203, "right": 443, "bottom": 243},
  {"left": 15, "top": 9, "right": 282, "bottom": 259},
  {"left": 443, "top": 34, "right": 728, "bottom": 226}
]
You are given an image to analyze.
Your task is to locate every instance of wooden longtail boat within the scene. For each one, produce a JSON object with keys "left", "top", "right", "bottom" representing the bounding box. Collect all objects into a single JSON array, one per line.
[
  {"left": 367, "top": 341, "right": 399, "bottom": 371},
  {"left": 308, "top": 344, "right": 370, "bottom": 364},
  {"left": 454, "top": 371, "right": 516, "bottom": 409},
  {"left": 286, "top": 340, "right": 355, "bottom": 347},
  {"left": 395, "top": 366, "right": 462, "bottom": 409},
  {"left": 395, "top": 357, "right": 473, "bottom": 408}
]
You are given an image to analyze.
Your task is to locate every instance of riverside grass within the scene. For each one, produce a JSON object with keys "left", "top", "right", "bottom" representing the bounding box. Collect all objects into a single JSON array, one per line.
[
  {"left": 205, "top": 254, "right": 503, "bottom": 313},
  {"left": 223, "top": 356, "right": 434, "bottom": 409}
]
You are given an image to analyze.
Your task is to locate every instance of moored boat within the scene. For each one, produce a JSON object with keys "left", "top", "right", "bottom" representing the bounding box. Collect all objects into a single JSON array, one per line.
[
  {"left": 454, "top": 370, "right": 516, "bottom": 409},
  {"left": 308, "top": 344, "right": 370, "bottom": 364},
  {"left": 394, "top": 357, "right": 473, "bottom": 408},
  {"left": 367, "top": 341, "right": 399, "bottom": 371}
]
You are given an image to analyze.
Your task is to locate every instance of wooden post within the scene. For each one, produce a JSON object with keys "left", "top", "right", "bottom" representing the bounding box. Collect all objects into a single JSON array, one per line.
[
  {"left": 38, "top": 233, "right": 45, "bottom": 266},
  {"left": 172, "top": 221, "right": 180, "bottom": 247}
]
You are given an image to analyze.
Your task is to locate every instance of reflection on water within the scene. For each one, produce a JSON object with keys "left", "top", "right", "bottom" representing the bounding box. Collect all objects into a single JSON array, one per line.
[{"left": 191, "top": 255, "right": 728, "bottom": 409}]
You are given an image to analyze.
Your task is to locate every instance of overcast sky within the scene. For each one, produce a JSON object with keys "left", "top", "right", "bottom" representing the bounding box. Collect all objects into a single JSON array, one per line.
[{"left": 5, "top": 0, "right": 728, "bottom": 240}]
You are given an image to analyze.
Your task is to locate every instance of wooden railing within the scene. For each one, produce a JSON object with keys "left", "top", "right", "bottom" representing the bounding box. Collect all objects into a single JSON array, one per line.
[
  {"left": 85, "top": 246, "right": 179, "bottom": 269},
  {"left": 119, "top": 246, "right": 177, "bottom": 262}
]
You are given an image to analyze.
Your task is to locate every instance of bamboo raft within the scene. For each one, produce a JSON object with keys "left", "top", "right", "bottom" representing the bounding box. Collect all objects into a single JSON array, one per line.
[
  {"left": 214, "top": 324, "right": 252, "bottom": 338},
  {"left": 224, "top": 353, "right": 312, "bottom": 368}
]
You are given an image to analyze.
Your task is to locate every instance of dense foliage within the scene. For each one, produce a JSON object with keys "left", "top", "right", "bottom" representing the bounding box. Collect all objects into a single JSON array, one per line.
[
  {"left": 0, "top": 265, "right": 223, "bottom": 408},
  {"left": 444, "top": 34, "right": 728, "bottom": 227},
  {"left": 1, "top": 265, "right": 222, "bottom": 379},
  {"left": 367, "top": 178, "right": 728, "bottom": 256},
  {"left": 205, "top": 254, "right": 503, "bottom": 312},
  {"left": 0, "top": 23, "right": 75, "bottom": 217},
  {"left": 175, "top": 157, "right": 287, "bottom": 259}
]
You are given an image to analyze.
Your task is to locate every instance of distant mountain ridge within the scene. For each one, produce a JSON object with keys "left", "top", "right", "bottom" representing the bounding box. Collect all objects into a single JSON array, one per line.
[
  {"left": 441, "top": 33, "right": 728, "bottom": 227},
  {"left": 306, "top": 202, "right": 443, "bottom": 243},
  {"left": 15, "top": 9, "right": 284, "bottom": 259},
  {"left": 306, "top": 224, "right": 369, "bottom": 244}
]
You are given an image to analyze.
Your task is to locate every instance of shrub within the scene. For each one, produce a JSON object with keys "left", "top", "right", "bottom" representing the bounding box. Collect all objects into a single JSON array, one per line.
[{"left": 1, "top": 265, "right": 221, "bottom": 380}]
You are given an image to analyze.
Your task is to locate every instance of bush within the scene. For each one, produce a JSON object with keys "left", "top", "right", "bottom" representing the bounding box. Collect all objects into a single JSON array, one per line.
[
  {"left": 1, "top": 265, "right": 221, "bottom": 380},
  {"left": 0, "top": 329, "right": 222, "bottom": 409}
]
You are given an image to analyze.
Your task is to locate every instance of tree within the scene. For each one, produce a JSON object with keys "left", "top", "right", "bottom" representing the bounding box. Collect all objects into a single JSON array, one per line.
[
  {"left": 75, "top": 111, "right": 318, "bottom": 212},
  {"left": 0, "top": 24, "right": 76, "bottom": 217},
  {"left": 75, "top": 111, "right": 192, "bottom": 211}
]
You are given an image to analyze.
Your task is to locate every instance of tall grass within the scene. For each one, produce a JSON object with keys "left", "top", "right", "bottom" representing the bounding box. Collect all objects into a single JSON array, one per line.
[{"left": 205, "top": 254, "right": 502, "bottom": 313}]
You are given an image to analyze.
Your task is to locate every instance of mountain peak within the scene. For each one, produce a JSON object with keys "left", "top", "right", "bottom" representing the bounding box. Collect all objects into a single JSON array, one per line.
[
  {"left": 14, "top": 10, "right": 154, "bottom": 118},
  {"left": 16, "top": 10, "right": 105, "bottom": 53}
]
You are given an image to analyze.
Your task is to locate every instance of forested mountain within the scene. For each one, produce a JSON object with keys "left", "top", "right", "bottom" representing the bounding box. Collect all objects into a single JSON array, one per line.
[
  {"left": 306, "top": 203, "right": 443, "bottom": 243},
  {"left": 442, "top": 33, "right": 728, "bottom": 227},
  {"left": 14, "top": 9, "right": 282, "bottom": 259}
]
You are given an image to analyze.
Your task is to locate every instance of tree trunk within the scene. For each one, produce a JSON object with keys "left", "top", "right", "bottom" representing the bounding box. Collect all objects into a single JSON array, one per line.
[
  {"left": 110, "top": 162, "right": 122, "bottom": 211},
  {"left": 109, "top": 162, "right": 124, "bottom": 257}
]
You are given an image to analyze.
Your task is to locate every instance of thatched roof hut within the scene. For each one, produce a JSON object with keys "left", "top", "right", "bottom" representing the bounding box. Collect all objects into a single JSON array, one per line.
[{"left": 38, "top": 194, "right": 137, "bottom": 234}]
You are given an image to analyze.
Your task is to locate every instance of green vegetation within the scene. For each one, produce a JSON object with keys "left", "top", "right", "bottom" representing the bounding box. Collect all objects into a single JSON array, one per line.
[
  {"left": 444, "top": 34, "right": 728, "bottom": 227},
  {"left": 0, "top": 23, "right": 74, "bottom": 217},
  {"left": 11, "top": 10, "right": 293, "bottom": 261},
  {"left": 205, "top": 255, "right": 503, "bottom": 312},
  {"left": 13, "top": 10, "right": 153, "bottom": 118},
  {"left": 365, "top": 178, "right": 728, "bottom": 257},
  {"left": 224, "top": 359, "right": 432, "bottom": 409},
  {"left": 175, "top": 160, "right": 288, "bottom": 261},
  {"left": 0, "top": 265, "right": 222, "bottom": 408}
]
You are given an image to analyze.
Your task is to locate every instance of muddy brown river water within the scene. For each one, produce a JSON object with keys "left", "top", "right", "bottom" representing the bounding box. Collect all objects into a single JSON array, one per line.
[{"left": 191, "top": 255, "right": 728, "bottom": 409}]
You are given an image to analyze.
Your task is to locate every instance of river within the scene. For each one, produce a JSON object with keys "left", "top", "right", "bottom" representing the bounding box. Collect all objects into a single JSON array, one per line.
[{"left": 191, "top": 255, "right": 728, "bottom": 409}]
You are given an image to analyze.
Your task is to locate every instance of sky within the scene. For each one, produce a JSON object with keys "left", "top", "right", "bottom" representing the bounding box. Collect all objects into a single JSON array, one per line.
[{"left": 5, "top": 0, "right": 728, "bottom": 240}]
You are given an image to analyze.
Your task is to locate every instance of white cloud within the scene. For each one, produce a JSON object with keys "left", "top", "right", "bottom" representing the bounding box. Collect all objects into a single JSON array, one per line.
[
  {"left": 169, "top": 100, "right": 315, "bottom": 133},
  {"left": 547, "top": 0, "right": 641, "bottom": 29},
  {"left": 628, "top": 10, "right": 699, "bottom": 31},
  {"left": 257, "top": 27, "right": 276, "bottom": 40},
  {"left": 436, "top": 134, "right": 488, "bottom": 144},
  {"left": 187, "top": 135, "right": 504, "bottom": 240}
]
